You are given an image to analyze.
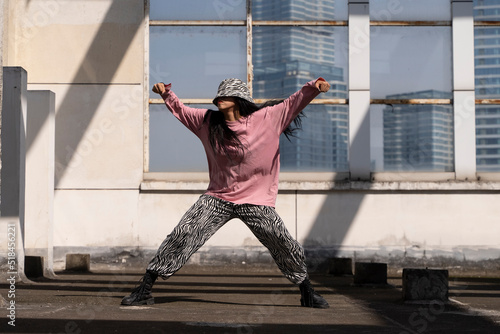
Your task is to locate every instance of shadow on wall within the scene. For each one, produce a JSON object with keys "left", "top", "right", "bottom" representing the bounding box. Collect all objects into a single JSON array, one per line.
[
  {"left": 302, "top": 104, "right": 371, "bottom": 272},
  {"left": 23, "top": 0, "right": 145, "bottom": 186},
  {"left": 302, "top": 190, "right": 366, "bottom": 271},
  {"left": 53, "top": 0, "right": 144, "bottom": 186}
]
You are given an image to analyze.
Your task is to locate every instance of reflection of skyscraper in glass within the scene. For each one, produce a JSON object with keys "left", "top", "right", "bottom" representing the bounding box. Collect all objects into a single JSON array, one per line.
[
  {"left": 252, "top": 0, "right": 348, "bottom": 171},
  {"left": 474, "top": 1, "right": 500, "bottom": 171},
  {"left": 383, "top": 91, "right": 454, "bottom": 171}
]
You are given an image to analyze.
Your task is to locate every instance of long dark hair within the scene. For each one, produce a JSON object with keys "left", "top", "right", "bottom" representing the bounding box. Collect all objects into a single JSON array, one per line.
[{"left": 203, "top": 97, "right": 305, "bottom": 160}]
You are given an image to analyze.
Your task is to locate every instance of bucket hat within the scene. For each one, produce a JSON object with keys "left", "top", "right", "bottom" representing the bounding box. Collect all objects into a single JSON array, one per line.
[{"left": 213, "top": 78, "right": 254, "bottom": 106}]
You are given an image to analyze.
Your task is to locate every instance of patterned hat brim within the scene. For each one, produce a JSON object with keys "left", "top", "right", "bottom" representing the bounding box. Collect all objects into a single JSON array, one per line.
[{"left": 213, "top": 78, "right": 254, "bottom": 105}]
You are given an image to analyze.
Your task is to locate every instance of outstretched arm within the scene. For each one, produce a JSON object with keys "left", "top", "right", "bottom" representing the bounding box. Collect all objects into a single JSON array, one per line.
[{"left": 271, "top": 77, "right": 331, "bottom": 133}]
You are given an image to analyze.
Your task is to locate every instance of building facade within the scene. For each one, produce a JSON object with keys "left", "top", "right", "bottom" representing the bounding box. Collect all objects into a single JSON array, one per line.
[
  {"left": 475, "top": 0, "right": 500, "bottom": 171},
  {"left": 383, "top": 91, "right": 454, "bottom": 171}
]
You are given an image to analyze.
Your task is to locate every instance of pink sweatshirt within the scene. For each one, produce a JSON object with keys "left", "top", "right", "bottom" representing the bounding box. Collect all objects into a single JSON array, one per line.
[{"left": 160, "top": 79, "right": 322, "bottom": 207}]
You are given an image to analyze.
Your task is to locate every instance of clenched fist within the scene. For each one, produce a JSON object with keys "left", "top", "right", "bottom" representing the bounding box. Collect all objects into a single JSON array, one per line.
[
  {"left": 315, "top": 79, "right": 330, "bottom": 93},
  {"left": 152, "top": 82, "right": 166, "bottom": 95}
]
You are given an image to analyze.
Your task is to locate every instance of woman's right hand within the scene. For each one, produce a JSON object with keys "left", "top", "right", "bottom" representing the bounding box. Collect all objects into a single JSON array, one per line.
[{"left": 152, "top": 82, "right": 166, "bottom": 95}]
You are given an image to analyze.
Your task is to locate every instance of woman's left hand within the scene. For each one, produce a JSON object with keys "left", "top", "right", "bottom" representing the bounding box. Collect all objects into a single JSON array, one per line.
[{"left": 315, "top": 79, "right": 330, "bottom": 93}]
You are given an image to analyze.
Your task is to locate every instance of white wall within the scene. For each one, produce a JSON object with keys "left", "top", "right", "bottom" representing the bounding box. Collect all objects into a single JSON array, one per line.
[{"left": 51, "top": 186, "right": 500, "bottom": 270}]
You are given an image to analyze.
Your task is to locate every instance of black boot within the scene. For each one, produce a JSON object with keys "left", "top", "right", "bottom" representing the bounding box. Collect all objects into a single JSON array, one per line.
[
  {"left": 121, "top": 270, "right": 158, "bottom": 306},
  {"left": 299, "top": 278, "right": 329, "bottom": 309}
]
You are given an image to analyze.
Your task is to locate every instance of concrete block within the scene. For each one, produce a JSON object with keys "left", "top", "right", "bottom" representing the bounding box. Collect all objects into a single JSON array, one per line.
[
  {"left": 66, "top": 254, "right": 90, "bottom": 272},
  {"left": 403, "top": 269, "right": 449, "bottom": 301},
  {"left": 328, "top": 258, "right": 353, "bottom": 276},
  {"left": 354, "top": 262, "right": 387, "bottom": 285},
  {"left": 25, "top": 256, "right": 44, "bottom": 279}
]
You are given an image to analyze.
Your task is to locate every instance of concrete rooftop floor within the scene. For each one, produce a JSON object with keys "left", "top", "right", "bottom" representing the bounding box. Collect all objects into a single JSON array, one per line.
[{"left": 1, "top": 265, "right": 500, "bottom": 334}]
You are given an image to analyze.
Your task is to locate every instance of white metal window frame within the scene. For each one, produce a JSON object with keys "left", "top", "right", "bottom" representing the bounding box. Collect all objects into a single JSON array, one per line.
[{"left": 142, "top": 0, "right": 500, "bottom": 193}]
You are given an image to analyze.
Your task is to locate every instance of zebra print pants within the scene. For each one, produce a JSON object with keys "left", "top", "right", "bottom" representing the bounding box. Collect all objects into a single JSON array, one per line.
[{"left": 147, "top": 194, "right": 308, "bottom": 285}]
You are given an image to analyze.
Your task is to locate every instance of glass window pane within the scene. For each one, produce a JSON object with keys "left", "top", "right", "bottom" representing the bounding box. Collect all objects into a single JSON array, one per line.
[
  {"left": 371, "top": 104, "right": 454, "bottom": 172},
  {"left": 150, "top": 103, "right": 348, "bottom": 172},
  {"left": 252, "top": 0, "right": 347, "bottom": 21},
  {"left": 149, "top": 26, "right": 247, "bottom": 99},
  {"left": 474, "top": 1, "right": 500, "bottom": 171},
  {"left": 475, "top": 27, "right": 500, "bottom": 99},
  {"left": 474, "top": 0, "right": 500, "bottom": 21},
  {"left": 253, "top": 25, "right": 347, "bottom": 172},
  {"left": 476, "top": 107, "right": 500, "bottom": 172},
  {"left": 149, "top": 104, "right": 209, "bottom": 172},
  {"left": 371, "top": 27, "right": 452, "bottom": 99},
  {"left": 150, "top": 0, "right": 246, "bottom": 21},
  {"left": 253, "top": 27, "right": 348, "bottom": 99},
  {"left": 280, "top": 105, "right": 349, "bottom": 172},
  {"left": 370, "top": 0, "right": 451, "bottom": 21}
]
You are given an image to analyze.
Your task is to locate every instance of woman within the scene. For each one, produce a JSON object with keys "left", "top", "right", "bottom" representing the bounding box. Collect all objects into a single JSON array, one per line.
[{"left": 122, "top": 77, "right": 331, "bottom": 308}]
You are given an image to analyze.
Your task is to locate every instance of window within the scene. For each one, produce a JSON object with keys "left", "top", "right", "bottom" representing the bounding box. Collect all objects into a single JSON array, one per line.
[
  {"left": 371, "top": 104, "right": 454, "bottom": 172},
  {"left": 474, "top": 0, "right": 500, "bottom": 172},
  {"left": 147, "top": 0, "right": 500, "bottom": 177},
  {"left": 370, "top": 23, "right": 453, "bottom": 172},
  {"left": 148, "top": 0, "right": 348, "bottom": 172},
  {"left": 150, "top": 0, "right": 246, "bottom": 20}
]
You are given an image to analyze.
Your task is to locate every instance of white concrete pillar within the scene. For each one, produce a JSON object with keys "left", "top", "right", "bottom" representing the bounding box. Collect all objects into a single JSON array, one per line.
[
  {"left": 25, "top": 90, "right": 56, "bottom": 277},
  {"left": 348, "top": 0, "right": 371, "bottom": 180},
  {"left": 0, "top": 67, "right": 28, "bottom": 281},
  {"left": 452, "top": 0, "right": 476, "bottom": 180}
]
